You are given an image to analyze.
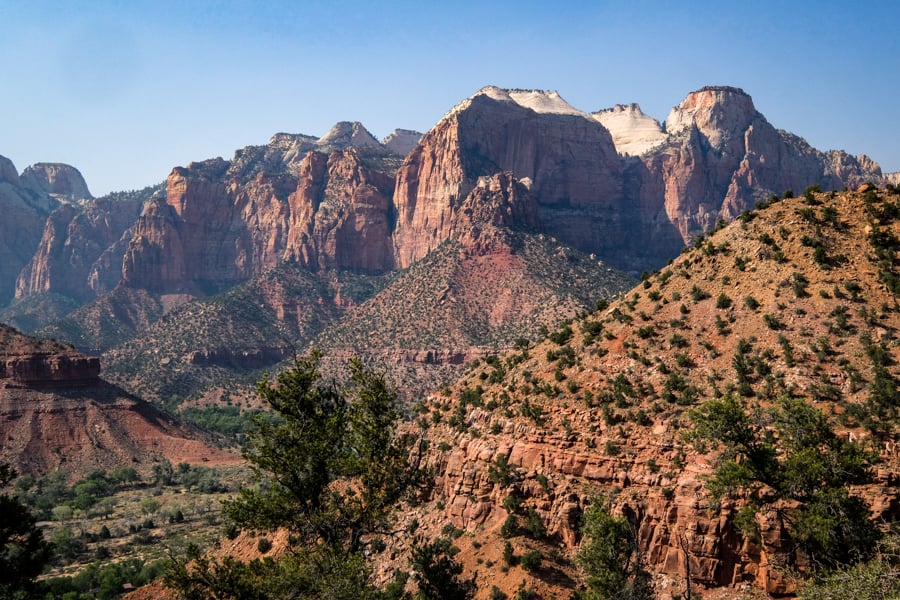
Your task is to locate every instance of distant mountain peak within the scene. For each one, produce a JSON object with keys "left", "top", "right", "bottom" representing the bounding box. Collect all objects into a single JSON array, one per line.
[
  {"left": 443, "top": 86, "right": 587, "bottom": 122},
  {"left": 666, "top": 85, "right": 758, "bottom": 147},
  {"left": 382, "top": 129, "right": 422, "bottom": 157},
  {"left": 20, "top": 162, "right": 93, "bottom": 203},
  {"left": 0, "top": 155, "right": 20, "bottom": 185},
  {"left": 317, "top": 121, "right": 382, "bottom": 151},
  {"left": 592, "top": 103, "right": 667, "bottom": 156}
]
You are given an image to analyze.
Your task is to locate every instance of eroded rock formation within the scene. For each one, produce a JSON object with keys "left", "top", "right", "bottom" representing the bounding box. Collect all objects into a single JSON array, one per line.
[{"left": 19, "top": 162, "right": 92, "bottom": 203}]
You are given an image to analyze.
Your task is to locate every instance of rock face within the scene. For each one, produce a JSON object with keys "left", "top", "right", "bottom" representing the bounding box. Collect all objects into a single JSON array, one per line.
[
  {"left": 0, "top": 324, "right": 99, "bottom": 385},
  {"left": 592, "top": 103, "right": 667, "bottom": 156},
  {"left": 285, "top": 148, "right": 396, "bottom": 272},
  {"left": 15, "top": 191, "right": 147, "bottom": 302},
  {"left": 0, "top": 323, "right": 238, "bottom": 477},
  {"left": 121, "top": 129, "right": 400, "bottom": 294},
  {"left": 392, "top": 87, "right": 654, "bottom": 271},
  {"left": 0, "top": 156, "right": 61, "bottom": 305},
  {"left": 19, "top": 162, "right": 92, "bottom": 203},
  {"left": 382, "top": 128, "right": 423, "bottom": 156},
  {"left": 626, "top": 86, "right": 882, "bottom": 244}
]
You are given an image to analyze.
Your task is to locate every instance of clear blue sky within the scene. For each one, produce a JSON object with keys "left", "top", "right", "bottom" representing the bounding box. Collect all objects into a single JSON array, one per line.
[{"left": 1, "top": 0, "right": 898, "bottom": 196}]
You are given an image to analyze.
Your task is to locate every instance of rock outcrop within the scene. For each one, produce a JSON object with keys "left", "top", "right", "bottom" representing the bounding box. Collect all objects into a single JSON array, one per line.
[
  {"left": 285, "top": 148, "right": 395, "bottom": 272},
  {"left": 19, "top": 162, "right": 92, "bottom": 203},
  {"left": 0, "top": 324, "right": 99, "bottom": 386},
  {"left": 0, "top": 156, "right": 61, "bottom": 305},
  {"left": 120, "top": 128, "right": 400, "bottom": 294},
  {"left": 627, "top": 86, "right": 883, "bottom": 244},
  {"left": 15, "top": 191, "right": 146, "bottom": 302},
  {"left": 392, "top": 87, "right": 646, "bottom": 271},
  {"left": 0, "top": 323, "right": 238, "bottom": 477},
  {"left": 592, "top": 103, "right": 667, "bottom": 156},
  {"left": 382, "top": 128, "right": 423, "bottom": 156}
]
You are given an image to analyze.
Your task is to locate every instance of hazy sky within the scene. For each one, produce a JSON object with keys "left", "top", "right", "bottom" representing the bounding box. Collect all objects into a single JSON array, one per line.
[{"left": 2, "top": 1, "right": 898, "bottom": 196}]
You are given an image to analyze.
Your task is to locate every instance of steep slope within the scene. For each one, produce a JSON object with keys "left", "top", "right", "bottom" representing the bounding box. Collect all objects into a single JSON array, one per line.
[
  {"left": 100, "top": 263, "right": 382, "bottom": 403},
  {"left": 314, "top": 231, "right": 635, "bottom": 398},
  {"left": 0, "top": 323, "right": 238, "bottom": 478},
  {"left": 33, "top": 286, "right": 168, "bottom": 353},
  {"left": 390, "top": 185, "right": 900, "bottom": 598},
  {"left": 0, "top": 156, "right": 62, "bottom": 305}
]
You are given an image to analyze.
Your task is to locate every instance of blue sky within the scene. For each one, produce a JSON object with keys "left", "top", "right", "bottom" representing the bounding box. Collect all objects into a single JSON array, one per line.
[{"left": 1, "top": 0, "right": 898, "bottom": 195}]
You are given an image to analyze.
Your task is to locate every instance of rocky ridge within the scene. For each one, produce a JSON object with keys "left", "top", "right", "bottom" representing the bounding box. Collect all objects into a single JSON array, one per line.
[
  {"left": 386, "top": 185, "right": 900, "bottom": 598},
  {"left": 6, "top": 86, "right": 885, "bottom": 311},
  {"left": 2, "top": 85, "right": 890, "bottom": 408}
]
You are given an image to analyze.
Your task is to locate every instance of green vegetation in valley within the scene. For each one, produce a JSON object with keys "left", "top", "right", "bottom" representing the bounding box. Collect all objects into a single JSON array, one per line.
[{"left": 166, "top": 352, "right": 473, "bottom": 599}]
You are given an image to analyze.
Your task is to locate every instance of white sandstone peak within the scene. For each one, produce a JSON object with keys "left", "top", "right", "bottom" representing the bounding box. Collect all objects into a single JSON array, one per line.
[
  {"left": 318, "top": 121, "right": 382, "bottom": 150},
  {"left": 443, "top": 86, "right": 587, "bottom": 121},
  {"left": 383, "top": 129, "right": 423, "bottom": 156},
  {"left": 592, "top": 103, "right": 667, "bottom": 156}
]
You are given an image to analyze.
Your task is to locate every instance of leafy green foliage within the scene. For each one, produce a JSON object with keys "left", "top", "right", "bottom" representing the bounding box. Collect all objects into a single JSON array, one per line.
[
  {"left": 798, "top": 533, "right": 900, "bottom": 600},
  {"left": 166, "top": 353, "right": 427, "bottom": 598},
  {"left": 689, "top": 395, "right": 879, "bottom": 568},
  {"left": 576, "top": 500, "right": 651, "bottom": 600},
  {"left": 410, "top": 537, "right": 475, "bottom": 600},
  {"left": 0, "top": 464, "right": 53, "bottom": 598},
  {"left": 42, "top": 557, "right": 167, "bottom": 600}
]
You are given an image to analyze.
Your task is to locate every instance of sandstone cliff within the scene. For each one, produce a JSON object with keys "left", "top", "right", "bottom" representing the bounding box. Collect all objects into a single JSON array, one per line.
[
  {"left": 15, "top": 189, "right": 148, "bottom": 302},
  {"left": 9, "top": 86, "right": 887, "bottom": 315},
  {"left": 625, "top": 86, "right": 883, "bottom": 244},
  {"left": 0, "top": 323, "right": 99, "bottom": 386},
  {"left": 0, "top": 156, "right": 61, "bottom": 305},
  {"left": 392, "top": 87, "right": 652, "bottom": 271},
  {"left": 120, "top": 125, "right": 401, "bottom": 295}
]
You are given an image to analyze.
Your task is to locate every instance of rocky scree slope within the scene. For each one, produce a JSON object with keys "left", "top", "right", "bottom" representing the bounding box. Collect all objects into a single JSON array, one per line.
[
  {"left": 387, "top": 185, "right": 900, "bottom": 598},
  {"left": 99, "top": 264, "right": 382, "bottom": 405}
]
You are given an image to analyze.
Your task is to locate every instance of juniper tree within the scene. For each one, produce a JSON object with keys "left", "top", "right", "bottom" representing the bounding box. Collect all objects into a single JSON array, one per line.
[{"left": 166, "top": 353, "right": 428, "bottom": 599}]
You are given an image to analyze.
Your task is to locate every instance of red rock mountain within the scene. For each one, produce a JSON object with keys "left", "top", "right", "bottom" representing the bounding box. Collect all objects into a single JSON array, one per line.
[
  {"left": 0, "top": 156, "right": 66, "bottom": 305},
  {"left": 4, "top": 86, "right": 885, "bottom": 317},
  {"left": 0, "top": 323, "right": 238, "bottom": 477},
  {"left": 630, "top": 86, "right": 881, "bottom": 244},
  {"left": 392, "top": 87, "right": 654, "bottom": 272},
  {"left": 121, "top": 129, "right": 398, "bottom": 295}
]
